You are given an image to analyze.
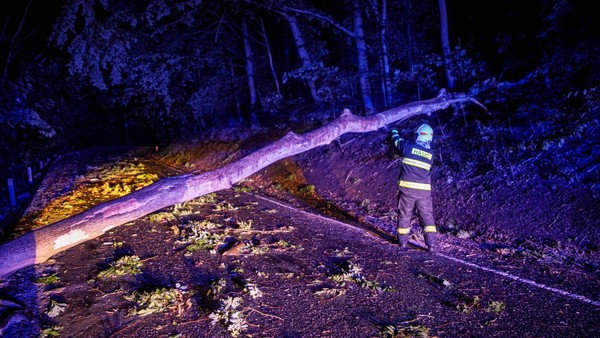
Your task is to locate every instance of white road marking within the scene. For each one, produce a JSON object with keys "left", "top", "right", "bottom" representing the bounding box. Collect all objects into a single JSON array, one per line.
[
  {"left": 251, "top": 193, "right": 600, "bottom": 308},
  {"left": 436, "top": 252, "right": 600, "bottom": 307}
]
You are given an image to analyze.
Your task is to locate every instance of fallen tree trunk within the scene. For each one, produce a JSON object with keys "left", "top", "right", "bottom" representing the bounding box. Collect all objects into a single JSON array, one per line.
[{"left": 0, "top": 91, "right": 474, "bottom": 278}]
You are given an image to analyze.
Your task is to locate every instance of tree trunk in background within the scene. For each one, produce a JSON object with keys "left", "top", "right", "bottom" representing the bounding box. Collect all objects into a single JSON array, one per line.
[
  {"left": 259, "top": 17, "right": 281, "bottom": 96},
  {"left": 230, "top": 59, "right": 244, "bottom": 125},
  {"left": 438, "top": 0, "right": 455, "bottom": 90},
  {"left": 0, "top": 92, "right": 473, "bottom": 278},
  {"left": 353, "top": 0, "right": 374, "bottom": 114},
  {"left": 2, "top": 0, "right": 32, "bottom": 76},
  {"left": 278, "top": 2, "right": 375, "bottom": 113},
  {"left": 373, "top": 0, "right": 392, "bottom": 107},
  {"left": 241, "top": 16, "right": 259, "bottom": 126},
  {"left": 382, "top": 0, "right": 392, "bottom": 106},
  {"left": 404, "top": 0, "right": 421, "bottom": 100},
  {"left": 281, "top": 12, "right": 320, "bottom": 103}
]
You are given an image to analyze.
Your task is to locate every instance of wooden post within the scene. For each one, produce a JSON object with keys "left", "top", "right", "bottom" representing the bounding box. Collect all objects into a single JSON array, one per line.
[
  {"left": 27, "top": 167, "right": 33, "bottom": 184},
  {"left": 7, "top": 178, "right": 16, "bottom": 207}
]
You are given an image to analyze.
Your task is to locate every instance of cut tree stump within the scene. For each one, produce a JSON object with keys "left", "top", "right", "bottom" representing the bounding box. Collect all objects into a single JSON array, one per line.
[{"left": 0, "top": 91, "right": 474, "bottom": 278}]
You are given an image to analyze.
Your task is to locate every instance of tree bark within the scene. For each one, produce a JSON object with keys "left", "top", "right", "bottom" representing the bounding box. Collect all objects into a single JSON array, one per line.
[
  {"left": 371, "top": 0, "right": 392, "bottom": 107},
  {"left": 280, "top": 3, "right": 374, "bottom": 113},
  {"left": 258, "top": 16, "right": 281, "bottom": 96},
  {"left": 281, "top": 12, "right": 320, "bottom": 103},
  {"left": 438, "top": 0, "right": 455, "bottom": 90},
  {"left": 241, "top": 16, "right": 259, "bottom": 126},
  {"left": 352, "top": 0, "right": 374, "bottom": 114},
  {"left": 401, "top": 0, "right": 420, "bottom": 100},
  {"left": 0, "top": 92, "right": 474, "bottom": 278}
]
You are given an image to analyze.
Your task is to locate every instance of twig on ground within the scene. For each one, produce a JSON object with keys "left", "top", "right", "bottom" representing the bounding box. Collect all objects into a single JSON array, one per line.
[
  {"left": 435, "top": 321, "right": 459, "bottom": 329},
  {"left": 176, "top": 317, "right": 212, "bottom": 326},
  {"left": 107, "top": 321, "right": 141, "bottom": 338},
  {"left": 245, "top": 307, "right": 284, "bottom": 321},
  {"left": 345, "top": 169, "right": 355, "bottom": 183},
  {"left": 385, "top": 158, "right": 399, "bottom": 169}
]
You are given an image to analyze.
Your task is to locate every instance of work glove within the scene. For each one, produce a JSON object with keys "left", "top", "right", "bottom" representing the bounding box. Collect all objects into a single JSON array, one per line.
[{"left": 389, "top": 128, "right": 402, "bottom": 148}]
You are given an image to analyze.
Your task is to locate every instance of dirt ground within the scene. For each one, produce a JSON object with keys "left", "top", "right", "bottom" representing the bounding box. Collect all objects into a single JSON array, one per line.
[{"left": 1, "top": 127, "right": 599, "bottom": 337}]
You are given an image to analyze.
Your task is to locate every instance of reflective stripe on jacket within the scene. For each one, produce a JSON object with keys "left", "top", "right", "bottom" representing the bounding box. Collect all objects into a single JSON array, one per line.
[{"left": 394, "top": 139, "right": 433, "bottom": 193}]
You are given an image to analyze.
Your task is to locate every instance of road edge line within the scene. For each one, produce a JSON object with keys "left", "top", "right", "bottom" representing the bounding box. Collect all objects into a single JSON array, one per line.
[{"left": 250, "top": 193, "right": 600, "bottom": 308}]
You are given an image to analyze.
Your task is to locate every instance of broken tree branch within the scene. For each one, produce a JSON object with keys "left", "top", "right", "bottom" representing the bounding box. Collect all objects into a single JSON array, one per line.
[{"left": 0, "top": 91, "right": 475, "bottom": 278}]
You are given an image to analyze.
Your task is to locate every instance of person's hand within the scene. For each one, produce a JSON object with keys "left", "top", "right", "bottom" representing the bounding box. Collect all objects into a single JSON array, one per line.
[{"left": 389, "top": 129, "right": 402, "bottom": 147}]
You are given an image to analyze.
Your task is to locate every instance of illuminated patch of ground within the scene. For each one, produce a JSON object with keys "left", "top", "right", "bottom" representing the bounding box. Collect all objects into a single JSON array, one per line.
[{"left": 15, "top": 161, "right": 161, "bottom": 236}]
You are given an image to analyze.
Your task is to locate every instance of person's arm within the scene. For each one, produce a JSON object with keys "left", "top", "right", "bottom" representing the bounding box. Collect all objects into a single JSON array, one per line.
[{"left": 390, "top": 129, "right": 404, "bottom": 149}]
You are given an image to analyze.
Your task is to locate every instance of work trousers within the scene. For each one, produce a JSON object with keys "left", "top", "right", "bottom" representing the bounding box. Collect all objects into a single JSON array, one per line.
[{"left": 396, "top": 192, "right": 437, "bottom": 247}]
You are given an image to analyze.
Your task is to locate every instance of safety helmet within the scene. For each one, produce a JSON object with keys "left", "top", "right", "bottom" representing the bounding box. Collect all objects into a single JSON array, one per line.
[{"left": 415, "top": 124, "right": 433, "bottom": 143}]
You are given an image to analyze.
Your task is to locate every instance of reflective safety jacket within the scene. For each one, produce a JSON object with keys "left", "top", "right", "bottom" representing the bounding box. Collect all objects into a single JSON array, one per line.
[{"left": 392, "top": 137, "right": 434, "bottom": 194}]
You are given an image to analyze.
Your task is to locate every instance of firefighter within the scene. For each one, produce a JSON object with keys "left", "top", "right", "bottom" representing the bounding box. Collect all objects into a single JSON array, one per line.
[{"left": 389, "top": 124, "right": 437, "bottom": 253}]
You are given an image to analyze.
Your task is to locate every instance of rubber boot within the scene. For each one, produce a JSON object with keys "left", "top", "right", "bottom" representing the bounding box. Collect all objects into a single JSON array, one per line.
[
  {"left": 424, "top": 232, "right": 437, "bottom": 253},
  {"left": 397, "top": 231, "right": 409, "bottom": 249}
]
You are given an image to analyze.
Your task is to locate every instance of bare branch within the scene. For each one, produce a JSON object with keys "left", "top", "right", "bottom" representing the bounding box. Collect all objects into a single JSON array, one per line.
[{"left": 281, "top": 5, "right": 354, "bottom": 37}]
